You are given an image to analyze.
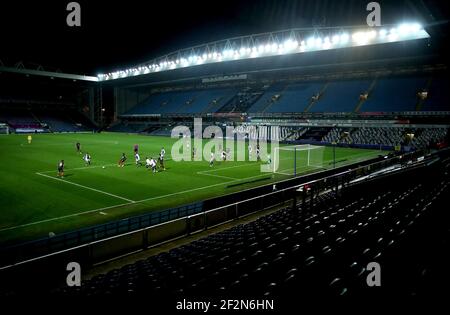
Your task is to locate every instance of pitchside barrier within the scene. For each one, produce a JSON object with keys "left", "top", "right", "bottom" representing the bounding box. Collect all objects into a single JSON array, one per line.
[
  {"left": 0, "top": 149, "right": 429, "bottom": 268},
  {"left": 0, "top": 148, "right": 444, "bottom": 293}
]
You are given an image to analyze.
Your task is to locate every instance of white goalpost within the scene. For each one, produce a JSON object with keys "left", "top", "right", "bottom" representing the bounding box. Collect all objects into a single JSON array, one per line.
[
  {"left": 273, "top": 144, "right": 325, "bottom": 176},
  {"left": 0, "top": 124, "right": 10, "bottom": 135}
]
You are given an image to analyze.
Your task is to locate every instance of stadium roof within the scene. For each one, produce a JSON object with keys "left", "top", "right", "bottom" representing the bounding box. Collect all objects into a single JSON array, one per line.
[{"left": 98, "top": 22, "right": 429, "bottom": 82}]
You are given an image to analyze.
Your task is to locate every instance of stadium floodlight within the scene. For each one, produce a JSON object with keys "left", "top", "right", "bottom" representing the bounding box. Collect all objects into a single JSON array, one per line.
[
  {"left": 340, "top": 33, "right": 349, "bottom": 44},
  {"left": 315, "top": 37, "right": 322, "bottom": 46},
  {"left": 283, "top": 39, "right": 298, "bottom": 51},
  {"left": 271, "top": 43, "right": 278, "bottom": 52},
  {"left": 352, "top": 31, "right": 369, "bottom": 45},
  {"left": 332, "top": 34, "right": 340, "bottom": 44},
  {"left": 307, "top": 36, "right": 315, "bottom": 47},
  {"left": 322, "top": 36, "right": 331, "bottom": 49},
  {"left": 98, "top": 22, "right": 430, "bottom": 81},
  {"left": 388, "top": 27, "right": 399, "bottom": 41},
  {"left": 398, "top": 24, "right": 409, "bottom": 36},
  {"left": 411, "top": 23, "right": 422, "bottom": 33}
]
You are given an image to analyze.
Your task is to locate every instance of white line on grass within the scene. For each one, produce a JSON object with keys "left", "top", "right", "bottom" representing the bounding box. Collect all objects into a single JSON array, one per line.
[
  {"left": 37, "top": 163, "right": 117, "bottom": 174},
  {"left": 37, "top": 158, "right": 173, "bottom": 174},
  {"left": 3, "top": 173, "right": 273, "bottom": 232},
  {"left": 0, "top": 202, "right": 131, "bottom": 232},
  {"left": 196, "top": 171, "right": 238, "bottom": 180},
  {"left": 135, "top": 173, "right": 272, "bottom": 204},
  {"left": 35, "top": 172, "right": 136, "bottom": 203}
]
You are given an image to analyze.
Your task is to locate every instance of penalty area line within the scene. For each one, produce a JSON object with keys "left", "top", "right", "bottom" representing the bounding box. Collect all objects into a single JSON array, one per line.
[
  {"left": 2, "top": 173, "right": 272, "bottom": 233},
  {"left": 0, "top": 202, "right": 131, "bottom": 233},
  {"left": 35, "top": 172, "right": 136, "bottom": 203}
]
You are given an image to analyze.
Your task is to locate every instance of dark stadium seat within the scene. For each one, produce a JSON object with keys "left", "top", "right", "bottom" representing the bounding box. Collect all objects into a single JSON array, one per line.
[{"left": 48, "top": 159, "right": 450, "bottom": 298}]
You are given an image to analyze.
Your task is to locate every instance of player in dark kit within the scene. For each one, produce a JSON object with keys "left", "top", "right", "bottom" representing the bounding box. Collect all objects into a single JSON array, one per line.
[
  {"left": 76, "top": 142, "right": 81, "bottom": 154},
  {"left": 159, "top": 153, "right": 165, "bottom": 170},
  {"left": 134, "top": 144, "right": 139, "bottom": 154},
  {"left": 57, "top": 160, "right": 65, "bottom": 178},
  {"left": 118, "top": 153, "right": 127, "bottom": 167}
]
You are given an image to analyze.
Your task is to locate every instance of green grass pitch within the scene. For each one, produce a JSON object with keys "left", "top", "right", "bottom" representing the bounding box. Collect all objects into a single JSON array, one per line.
[{"left": 0, "top": 132, "right": 386, "bottom": 245}]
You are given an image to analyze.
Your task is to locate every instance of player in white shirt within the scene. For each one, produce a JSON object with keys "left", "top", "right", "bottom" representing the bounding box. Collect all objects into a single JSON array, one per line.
[
  {"left": 145, "top": 157, "right": 151, "bottom": 169},
  {"left": 221, "top": 150, "right": 227, "bottom": 162},
  {"left": 160, "top": 147, "right": 166, "bottom": 158},
  {"left": 150, "top": 158, "right": 157, "bottom": 173},
  {"left": 209, "top": 152, "right": 215, "bottom": 167},
  {"left": 83, "top": 153, "right": 91, "bottom": 165},
  {"left": 135, "top": 153, "right": 142, "bottom": 166},
  {"left": 256, "top": 146, "right": 261, "bottom": 161},
  {"left": 248, "top": 145, "right": 252, "bottom": 159}
]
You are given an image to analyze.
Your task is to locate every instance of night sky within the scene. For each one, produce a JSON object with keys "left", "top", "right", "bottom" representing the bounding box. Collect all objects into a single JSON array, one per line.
[{"left": 0, "top": 0, "right": 449, "bottom": 75}]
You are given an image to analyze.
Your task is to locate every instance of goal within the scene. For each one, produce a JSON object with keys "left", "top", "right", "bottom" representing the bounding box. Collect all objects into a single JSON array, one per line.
[
  {"left": 272, "top": 144, "right": 325, "bottom": 176},
  {"left": 0, "top": 124, "right": 10, "bottom": 135}
]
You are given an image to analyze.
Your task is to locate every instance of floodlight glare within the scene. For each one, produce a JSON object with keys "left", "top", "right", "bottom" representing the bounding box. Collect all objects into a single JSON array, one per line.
[
  {"left": 307, "top": 37, "right": 315, "bottom": 46},
  {"left": 98, "top": 21, "right": 429, "bottom": 81},
  {"left": 332, "top": 35, "right": 340, "bottom": 44},
  {"left": 340, "top": 33, "right": 349, "bottom": 44}
]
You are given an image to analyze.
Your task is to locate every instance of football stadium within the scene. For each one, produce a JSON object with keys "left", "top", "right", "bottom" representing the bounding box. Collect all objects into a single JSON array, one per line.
[{"left": 1, "top": 0, "right": 449, "bottom": 309}]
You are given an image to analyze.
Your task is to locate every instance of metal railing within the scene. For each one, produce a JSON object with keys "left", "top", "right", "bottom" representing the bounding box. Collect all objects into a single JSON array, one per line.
[{"left": 0, "top": 148, "right": 435, "bottom": 269}]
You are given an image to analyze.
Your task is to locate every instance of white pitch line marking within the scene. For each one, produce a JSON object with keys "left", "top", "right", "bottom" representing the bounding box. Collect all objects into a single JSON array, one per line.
[
  {"left": 2, "top": 173, "right": 274, "bottom": 232},
  {"left": 35, "top": 172, "right": 135, "bottom": 203},
  {"left": 196, "top": 171, "right": 238, "bottom": 180},
  {"left": 0, "top": 202, "right": 131, "bottom": 232},
  {"left": 37, "top": 163, "right": 118, "bottom": 174},
  {"left": 37, "top": 158, "right": 173, "bottom": 174}
]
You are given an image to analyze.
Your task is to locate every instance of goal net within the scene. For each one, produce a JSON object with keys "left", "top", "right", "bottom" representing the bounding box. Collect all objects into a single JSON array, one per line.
[
  {"left": 0, "top": 124, "right": 10, "bottom": 135},
  {"left": 273, "top": 144, "right": 325, "bottom": 176}
]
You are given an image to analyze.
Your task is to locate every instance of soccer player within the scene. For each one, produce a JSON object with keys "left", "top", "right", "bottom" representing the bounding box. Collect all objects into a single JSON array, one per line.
[
  {"left": 118, "top": 153, "right": 127, "bottom": 167},
  {"left": 150, "top": 157, "right": 157, "bottom": 173},
  {"left": 192, "top": 147, "right": 196, "bottom": 160},
  {"left": 135, "top": 152, "right": 142, "bottom": 166},
  {"left": 57, "top": 160, "right": 64, "bottom": 178},
  {"left": 76, "top": 142, "right": 81, "bottom": 154},
  {"left": 256, "top": 145, "right": 261, "bottom": 161},
  {"left": 158, "top": 153, "right": 165, "bottom": 170},
  {"left": 267, "top": 154, "right": 272, "bottom": 165},
  {"left": 133, "top": 144, "right": 139, "bottom": 154},
  {"left": 221, "top": 150, "right": 227, "bottom": 162},
  {"left": 83, "top": 152, "right": 91, "bottom": 165},
  {"left": 27, "top": 135, "right": 32, "bottom": 144},
  {"left": 209, "top": 152, "right": 215, "bottom": 167},
  {"left": 160, "top": 147, "right": 166, "bottom": 158},
  {"left": 145, "top": 157, "right": 151, "bottom": 169},
  {"left": 248, "top": 144, "right": 252, "bottom": 159}
]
